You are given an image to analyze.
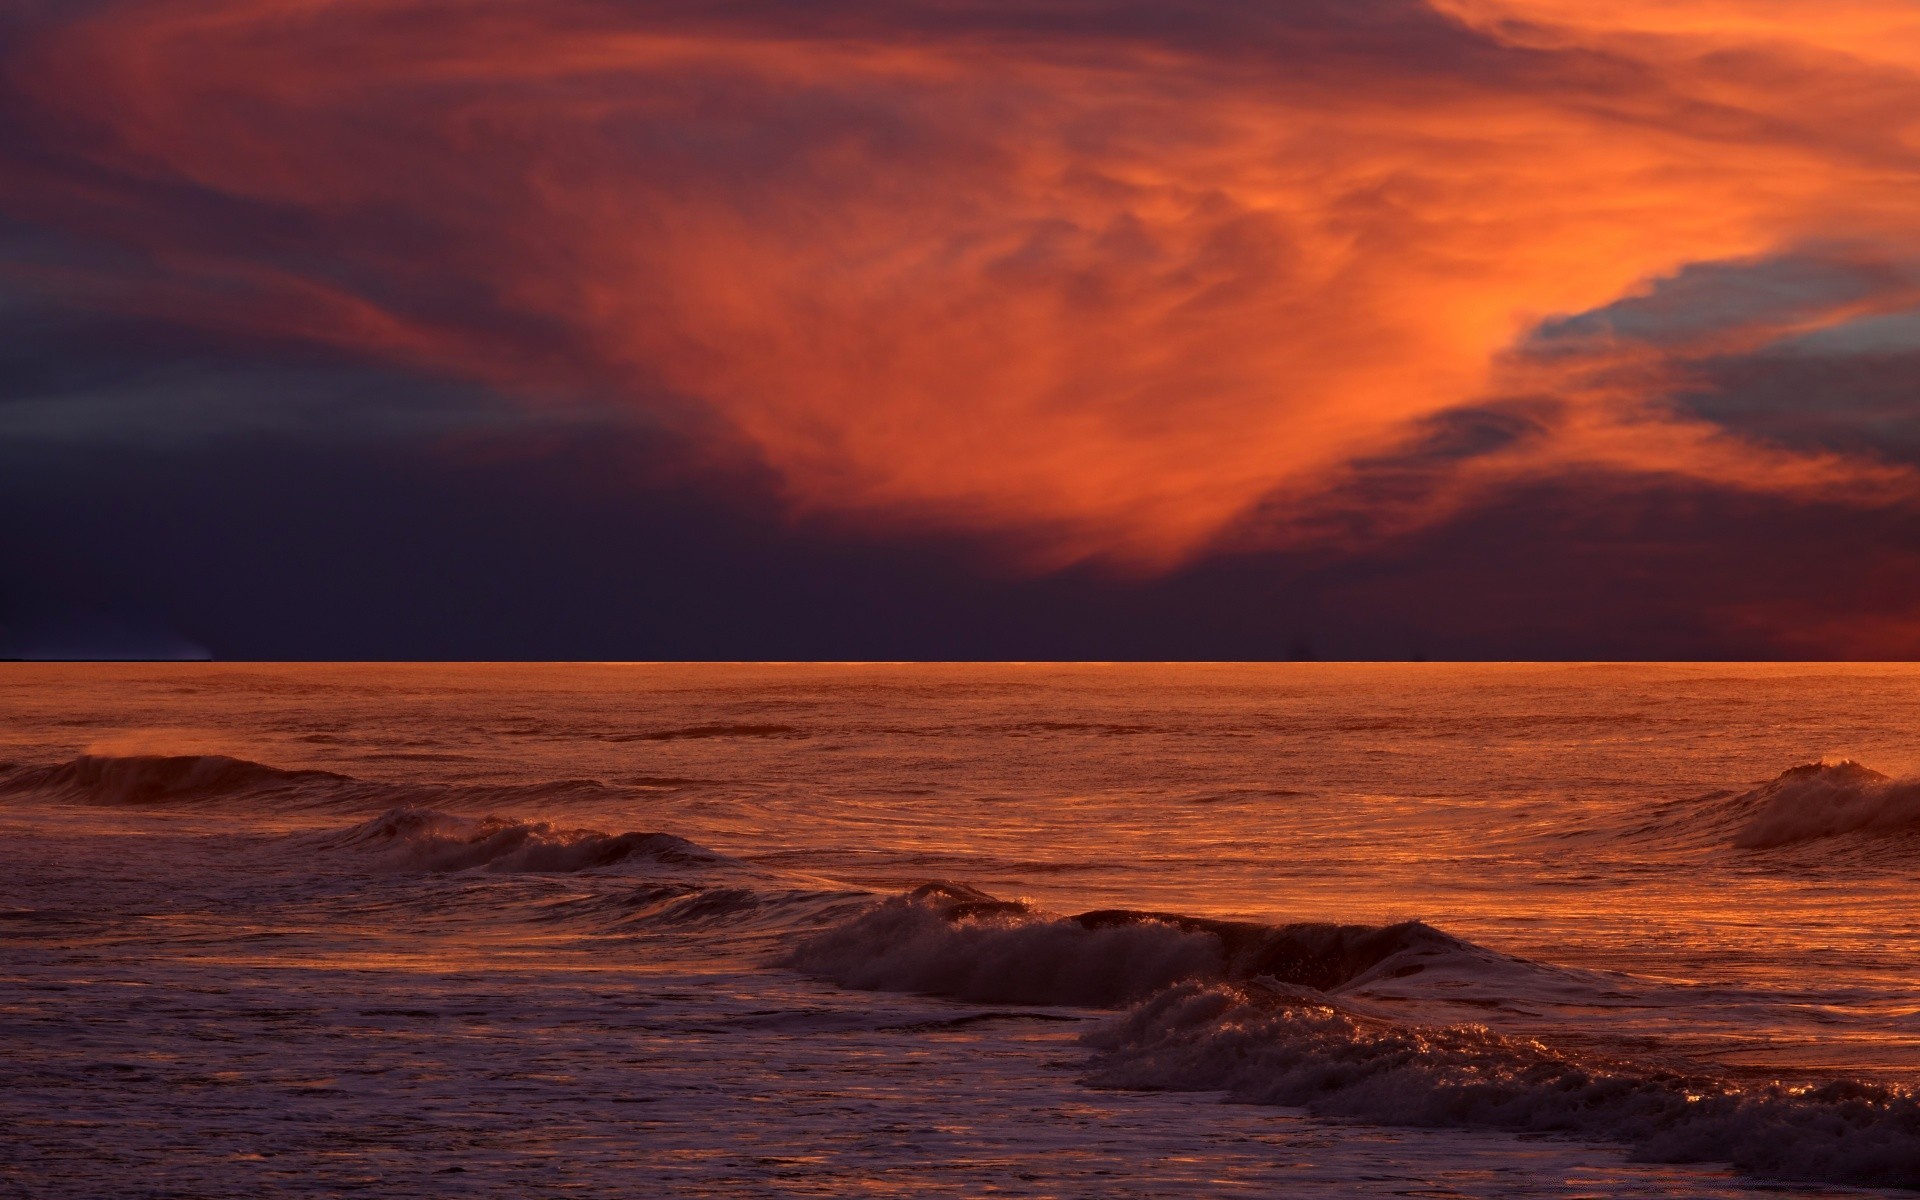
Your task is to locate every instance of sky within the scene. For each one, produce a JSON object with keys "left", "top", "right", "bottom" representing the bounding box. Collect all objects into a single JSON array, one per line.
[{"left": 5, "top": 0, "right": 1920, "bottom": 659}]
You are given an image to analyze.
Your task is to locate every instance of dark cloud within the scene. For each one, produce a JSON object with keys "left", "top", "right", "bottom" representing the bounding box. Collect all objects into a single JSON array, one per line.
[
  {"left": 0, "top": 301, "right": 655, "bottom": 444},
  {"left": 7, "top": 409, "right": 1920, "bottom": 660},
  {"left": 1515, "top": 250, "right": 1920, "bottom": 475},
  {"left": 7, "top": 1, "right": 1920, "bottom": 656},
  {"left": 1529, "top": 254, "right": 1917, "bottom": 351},
  {"left": 1362, "top": 399, "right": 1557, "bottom": 468},
  {"left": 1678, "top": 345, "right": 1920, "bottom": 466}
]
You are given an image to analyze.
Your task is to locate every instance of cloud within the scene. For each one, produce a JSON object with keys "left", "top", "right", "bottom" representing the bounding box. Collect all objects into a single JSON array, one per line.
[
  {"left": 12, "top": 418, "right": 1920, "bottom": 660},
  {"left": 1529, "top": 255, "right": 1920, "bottom": 351},
  {"left": 5, "top": 0, "right": 1920, "bottom": 570}
]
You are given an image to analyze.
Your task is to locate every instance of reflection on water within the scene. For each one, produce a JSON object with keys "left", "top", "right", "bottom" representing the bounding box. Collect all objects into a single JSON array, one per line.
[{"left": 4, "top": 663, "right": 1920, "bottom": 1195}]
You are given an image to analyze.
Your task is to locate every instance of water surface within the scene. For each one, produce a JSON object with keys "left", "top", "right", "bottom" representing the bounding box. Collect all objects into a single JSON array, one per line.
[{"left": 5, "top": 663, "right": 1920, "bottom": 1195}]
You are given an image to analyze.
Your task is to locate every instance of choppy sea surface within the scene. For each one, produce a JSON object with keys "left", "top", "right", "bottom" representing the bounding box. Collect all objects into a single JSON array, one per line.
[{"left": 7, "top": 662, "right": 1920, "bottom": 1197}]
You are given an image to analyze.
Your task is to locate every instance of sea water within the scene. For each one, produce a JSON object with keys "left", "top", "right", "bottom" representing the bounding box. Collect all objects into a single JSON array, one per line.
[{"left": 5, "top": 662, "right": 1920, "bottom": 1196}]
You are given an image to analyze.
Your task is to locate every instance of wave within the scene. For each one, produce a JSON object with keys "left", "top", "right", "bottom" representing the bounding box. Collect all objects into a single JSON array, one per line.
[
  {"left": 1726, "top": 760, "right": 1920, "bottom": 849},
  {"left": 0, "top": 753, "right": 623, "bottom": 813},
  {"left": 303, "top": 808, "right": 876, "bottom": 941},
  {"left": 983, "top": 721, "right": 1153, "bottom": 737},
  {"left": 791, "top": 883, "right": 1920, "bottom": 1188},
  {"left": 784, "top": 883, "right": 1511, "bottom": 1007},
  {"left": 1085, "top": 980, "right": 1920, "bottom": 1190},
  {"left": 609, "top": 724, "right": 804, "bottom": 742},
  {"left": 309, "top": 806, "right": 727, "bottom": 874},
  {"left": 557, "top": 883, "right": 875, "bottom": 934},
  {"left": 1596, "top": 759, "right": 1920, "bottom": 854},
  {"left": 0, "top": 754, "right": 350, "bottom": 806}
]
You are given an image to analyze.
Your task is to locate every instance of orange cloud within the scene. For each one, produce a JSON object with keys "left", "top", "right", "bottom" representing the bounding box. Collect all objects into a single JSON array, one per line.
[{"left": 6, "top": 0, "right": 1920, "bottom": 567}]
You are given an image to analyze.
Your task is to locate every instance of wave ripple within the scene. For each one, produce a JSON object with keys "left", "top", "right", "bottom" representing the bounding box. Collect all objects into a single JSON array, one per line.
[
  {"left": 1087, "top": 980, "right": 1920, "bottom": 1190},
  {"left": 786, "top": 883, "right": 1489, "bottom": 1007},
  {"left": 0, "top": 754, "right": 348, "bottom": 806},
  {"left": 312, "top": 807, "right": 726, "bottom": 874}
]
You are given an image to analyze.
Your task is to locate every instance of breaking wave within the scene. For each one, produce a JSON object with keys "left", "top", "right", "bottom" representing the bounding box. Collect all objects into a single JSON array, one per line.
[
  {"left": 309, "top": 806, "right": 727, "bottom": 874},
  {"left": 791, "top": 882, "right": 1920, "bottom": 1188},
  {"left": 1727, "top": 760, "right": 1920, "bottom": 849},
  {"left": 1602, "top": 759, "right": 1920, "bottom": 854},
  {"left": 785, "top": 882, "right": 1503, "bottom": 1007},
  {"left": 1085, "top": 981, "right": 1920, "bottom": 1190}
]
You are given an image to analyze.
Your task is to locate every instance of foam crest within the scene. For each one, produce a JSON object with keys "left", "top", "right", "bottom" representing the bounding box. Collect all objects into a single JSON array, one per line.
[
  {"left": 315, "top": 806, "right": 724, "bottom": 874},
  {"left": 785, "top": 884, "right": 1493, "bottom": 1007},
  {"left": 1085, "top": 981, "right": 1920, "bottom": 1190}
]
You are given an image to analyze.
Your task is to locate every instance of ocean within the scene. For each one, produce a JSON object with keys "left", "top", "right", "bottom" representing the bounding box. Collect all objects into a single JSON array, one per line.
[{"left": 5, "top": 662, "right": 1920, "bottom": 1196}]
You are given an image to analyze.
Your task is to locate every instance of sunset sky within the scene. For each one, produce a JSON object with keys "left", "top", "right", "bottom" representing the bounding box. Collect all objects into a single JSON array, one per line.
[{"left": 6, "top": 0, "right": 1920, "bottom": 658}]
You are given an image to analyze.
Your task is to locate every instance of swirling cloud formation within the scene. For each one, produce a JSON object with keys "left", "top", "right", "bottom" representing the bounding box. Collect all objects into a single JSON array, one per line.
[{"left": 5, "top": 0, "right": 1920, "bottom": 567}]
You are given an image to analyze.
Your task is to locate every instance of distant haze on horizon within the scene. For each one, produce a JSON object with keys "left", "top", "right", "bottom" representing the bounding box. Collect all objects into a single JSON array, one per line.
[{"left": 7, "top": 0, "right": 1920, "bottom": 659}]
